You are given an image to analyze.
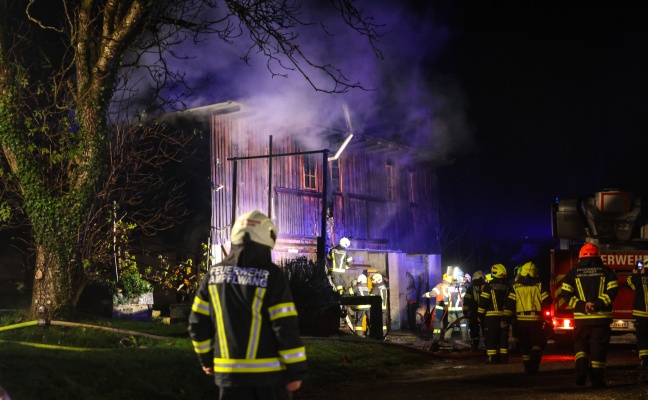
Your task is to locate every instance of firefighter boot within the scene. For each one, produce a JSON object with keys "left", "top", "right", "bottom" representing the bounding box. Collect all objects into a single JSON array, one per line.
[
  {"left": 639, "top": 357, "right": 648, "bottom": 370},
  {"left": 590, "top": 367, "right": 606, "bottom": 388},
  {"left": 499, "top": 350, "right": 508, "bottom": 364},
  {"left": 523, "top": 360, "right": 531, "bottom": 375},
  {"left": 575, "top": 357, "right": 588, "bottom": 386},
  {"left": 486, "top": 351, "right": 500, "bottom": 364},
  {"left": 528, "top": 348, "right": 541, "bottom": 374}
]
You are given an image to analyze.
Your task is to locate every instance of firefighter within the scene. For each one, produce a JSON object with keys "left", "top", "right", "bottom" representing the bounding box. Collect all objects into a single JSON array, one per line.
[
  {"left": 560, "top": 242, "right": 618, "bottom": 388},
  {"left": 625, "top": 259, "right": 648, "bottom": 370},
  {"left": 446, "top": 273, "right": 467, "bottom": 341},
  {"left": 370, "top": 273, "right": 389, "bottom": 338},
  {"left": 352, "top": 273, "right": 371, "bottom": 336},
  {"left": 505, "top": 261, "right": 552, "bottom": 374},
  {"left": 188, "top": 210, "right": 307, "bottom": 399},
  {"left": 422, "top": 274, "right": 453, "bottom": 341},
  {"left": 464, "top": 270, "right": 486, "bottom": 352},
  {"left": 478, "top": 263, "right": 513, "bottom": 364},
  {"left": 327, "top": 237, "right": 353, "bottom": 295}
]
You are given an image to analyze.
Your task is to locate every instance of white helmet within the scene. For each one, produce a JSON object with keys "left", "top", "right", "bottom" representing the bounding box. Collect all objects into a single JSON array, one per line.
[
  {"left": 230, "top": 210, "right": 277, "bottom": 249},
  {"left": 357, "top": 274, "right": 367, "bottom": 284},
  {"left": 472, "top": 270, "right": 485, "bottom": 281},
  {"left": 339, "top": 237, "right": 350, "bottom": 248},
  {"left": 371, "top": 273, "right": 383, "bottom": 284}
]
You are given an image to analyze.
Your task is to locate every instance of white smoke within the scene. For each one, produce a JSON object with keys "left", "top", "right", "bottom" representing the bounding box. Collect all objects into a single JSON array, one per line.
[{"left": 163, "top": 0, "right": 473, "bottom": 157}]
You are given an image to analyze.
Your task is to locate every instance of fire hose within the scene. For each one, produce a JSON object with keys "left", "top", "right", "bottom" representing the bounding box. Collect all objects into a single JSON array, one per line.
[{"left": 0, "top": 320, "right": 169, "bottom": 351}]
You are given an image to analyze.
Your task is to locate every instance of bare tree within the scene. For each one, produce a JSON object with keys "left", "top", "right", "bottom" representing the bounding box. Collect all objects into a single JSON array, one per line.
[{"left": 0, "top": 0, "right": 382, "bottom": 317}]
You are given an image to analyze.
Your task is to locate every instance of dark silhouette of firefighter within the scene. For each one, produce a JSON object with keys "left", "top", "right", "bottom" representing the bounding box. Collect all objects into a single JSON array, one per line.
[
  {"left": 187, "top": 210, "right": 307, "bottom": 399},
  {"left": 627, "top": 259, "right": 648, "bottom": 371},
  {"left": 464, "top": 270, "right": 486, "bottom": 352},
  {"left": 560, "top": 242, "right": 618, "bottom": 387},
  {"left": 478, "top": 263, "right": 513, "bottom": 364},
  {"left": 371, "top": 273, "right": 389, "bottom": 338},
  {"left": 505, "top": 261, "right": 552, "bottom": 374},
  {"left": 326, "top": 237, "right": 353, "bottom": 295}
]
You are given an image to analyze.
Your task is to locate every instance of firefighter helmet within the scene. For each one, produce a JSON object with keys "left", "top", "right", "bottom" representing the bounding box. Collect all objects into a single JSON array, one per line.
[
  {"left": 579, "top": 243, "right": 600, "bottom": 258},
  {"left": 357, "top": 274, "right": 367, "bottom": 284},
  {"left": 230, "top": 210, "right": 278, "bottom": 249},
  {"left": 339, "top": 237, "right": 350, "bottom": 248},
  {"left": 472, "top": 270, "right": 485, "bottom": 281},
  {"left": 491, "top": 263, "right": 507, "bottom": 279},
  {"left": 371, "top": 273, "right": 383, "bottom": 283},
  {"left": 520, "top": 261, "right": 538, "bottom": 277},
  {"left": 442, "top": 274, "right": 453, "bottom": 283}
]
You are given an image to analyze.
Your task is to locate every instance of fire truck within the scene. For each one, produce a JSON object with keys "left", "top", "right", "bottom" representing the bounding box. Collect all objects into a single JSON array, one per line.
[{"left": 550, "top": 189, "right": 648, "bottom": 342}]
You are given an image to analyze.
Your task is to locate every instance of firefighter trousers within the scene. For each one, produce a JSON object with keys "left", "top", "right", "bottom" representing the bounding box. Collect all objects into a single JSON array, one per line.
[
  {"left": 217, "top": 383, "right": 292, "bottom": 400},
  {"left": 635, "top": 317, "right": 648, "bottom": 365},
  {"left": 433, "top": 307, "right": 447, "bottom": 340},
  {"left": 573, "top": 323, "right": 611, "bottom": 386},
  {"left": 354, "top": 309, "right": 368, "bottom": 336},
  {"left": 468, "top": 315, "right": 484, "bottom": 349},
  {"left": 484, "top": 316, "right": 509, "bottom": 363},
  {"left": 331, "top": 272, "right": 346, "bottom": 294},
  {"left": 516, "top": 320, "right": 545, "bottom": 374}
]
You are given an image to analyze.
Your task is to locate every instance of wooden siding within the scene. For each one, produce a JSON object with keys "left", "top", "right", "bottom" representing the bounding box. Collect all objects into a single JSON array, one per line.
[{"left": 209, "top": 108, "right": 442, "bottom": 255}]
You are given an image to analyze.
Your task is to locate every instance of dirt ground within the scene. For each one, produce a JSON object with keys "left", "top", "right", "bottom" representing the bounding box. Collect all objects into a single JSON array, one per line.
[{"left": 297, "top": 331, "right": 648, "bottom": 400}]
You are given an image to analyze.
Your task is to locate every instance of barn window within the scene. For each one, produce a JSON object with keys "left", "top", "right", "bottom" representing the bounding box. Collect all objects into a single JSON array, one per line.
[
  {"left": 303, "top": 155, "right": 317, "bottom": 190},
  {"left": 386, "top": 163, "right": 395, "bottom": 200}
]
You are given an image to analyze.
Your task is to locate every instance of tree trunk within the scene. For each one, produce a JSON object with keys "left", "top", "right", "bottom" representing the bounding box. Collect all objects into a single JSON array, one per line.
[{"left": 29, "top": 244, "right": 72, "bottom": 319}]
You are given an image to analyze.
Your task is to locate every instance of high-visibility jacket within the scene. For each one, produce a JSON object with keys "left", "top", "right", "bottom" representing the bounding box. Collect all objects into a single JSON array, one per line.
[
  {"left": 626, "top": 273, "right": 648, "bottom": 318},
  {"left": 505, "top": 276, "right": 552, "bottom": 322},
  {"left": 188, "top": 243, "right": 307, "bottom": 387},
  {"left": 560, "top": 257, "right": 618, "bottom": 325},
  {"left": 422, "top": 282, "right": 450, "bottom": 306},
  {"left": 371, "top": 282, "right": 388, "bottom": 310},
  {"left": 478, "top": 277, "right": 513, "bottom": 319},
  {"left": 351, "top": 284, "right": 371, "bottom": 310},
  {"left": 327, "top": 245, "right": 353, "bottom": 273},
  {"left": 447, "top": 284, "right": 466, "bottom": 313}
]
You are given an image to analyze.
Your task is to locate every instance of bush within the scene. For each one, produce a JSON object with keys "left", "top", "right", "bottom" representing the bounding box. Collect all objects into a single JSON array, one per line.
[{"left": 282, "top": 257, "right": 341, "bottom": 336}]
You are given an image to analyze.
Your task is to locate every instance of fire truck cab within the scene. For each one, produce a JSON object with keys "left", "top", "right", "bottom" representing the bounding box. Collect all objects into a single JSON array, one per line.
[{"left": 551, "top": 189, "right": 648, "bottom": 342}]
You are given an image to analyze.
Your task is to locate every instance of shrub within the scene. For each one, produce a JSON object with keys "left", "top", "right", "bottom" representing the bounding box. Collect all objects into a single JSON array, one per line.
[{"left": 281, "top": 257, "right": 340, "bottom": 336}]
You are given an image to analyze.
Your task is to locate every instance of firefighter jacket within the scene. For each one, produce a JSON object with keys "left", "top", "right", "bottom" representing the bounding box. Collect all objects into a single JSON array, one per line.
[
  {"left": 478, "top": 277, "right": 513, "bottom": 319},
  {"left": 463, "top": 278, "right": 485, "bottom": 317},
  {"left": 505, "top": 276, "right": 552, "bottom": 322},
  {"left": 352, "top": 283, "right": 371, "bottom": 310},
  {"left": 371, "top": 282, "right": 388, "bottom": 310},
  {"left": 422, "top": 282, "right": 450, "bottom": 307},
  {"left": 188, "top": 243, "right": 307, "bottom": 387},
  {"left": 626, "top": 273, "right": 648, "bottom": 318},
  {"left": 560, "top": 257, "right": 618, "bottom": 325},
  {"left": 447, "top": 283, "right": 466, "bottom": 313},
  {"left": 327, "top": 245, "right": 353, "bottom": 274}
]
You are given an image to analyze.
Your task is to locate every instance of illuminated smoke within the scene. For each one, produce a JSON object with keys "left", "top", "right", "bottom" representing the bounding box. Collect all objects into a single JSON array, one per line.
[{"left": 165, "top": 1, "right": 473, "bottom": 157}]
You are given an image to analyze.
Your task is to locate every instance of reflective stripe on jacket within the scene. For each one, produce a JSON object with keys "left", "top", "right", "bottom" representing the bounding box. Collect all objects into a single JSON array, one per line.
[{"left": 188, "top": 243, "right": 307, "bottom": 387}]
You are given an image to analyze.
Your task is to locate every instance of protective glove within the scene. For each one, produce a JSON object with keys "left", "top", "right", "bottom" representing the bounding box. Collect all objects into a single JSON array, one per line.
[{"left": 500, "top": 321, "right": 509, "bottom": 329}]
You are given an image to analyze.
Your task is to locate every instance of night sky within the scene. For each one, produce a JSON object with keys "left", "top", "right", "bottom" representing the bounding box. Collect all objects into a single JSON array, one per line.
[
  {"left": 434, "top": 3, "right": 648, "bottom": 270},
  {"left": 170, "top": 2, "right": 648, "bottom": 272}
]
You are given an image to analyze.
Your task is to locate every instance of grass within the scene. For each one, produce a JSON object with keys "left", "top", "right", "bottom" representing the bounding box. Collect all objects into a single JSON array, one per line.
[{"left": 0, "top": 314, "right": 433, "bottom": 399}]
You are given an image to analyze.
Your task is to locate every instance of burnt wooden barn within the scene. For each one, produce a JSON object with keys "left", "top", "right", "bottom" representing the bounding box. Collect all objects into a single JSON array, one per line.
[{"left": 173, "top": 100, "right": 452, "bottom": 331}]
